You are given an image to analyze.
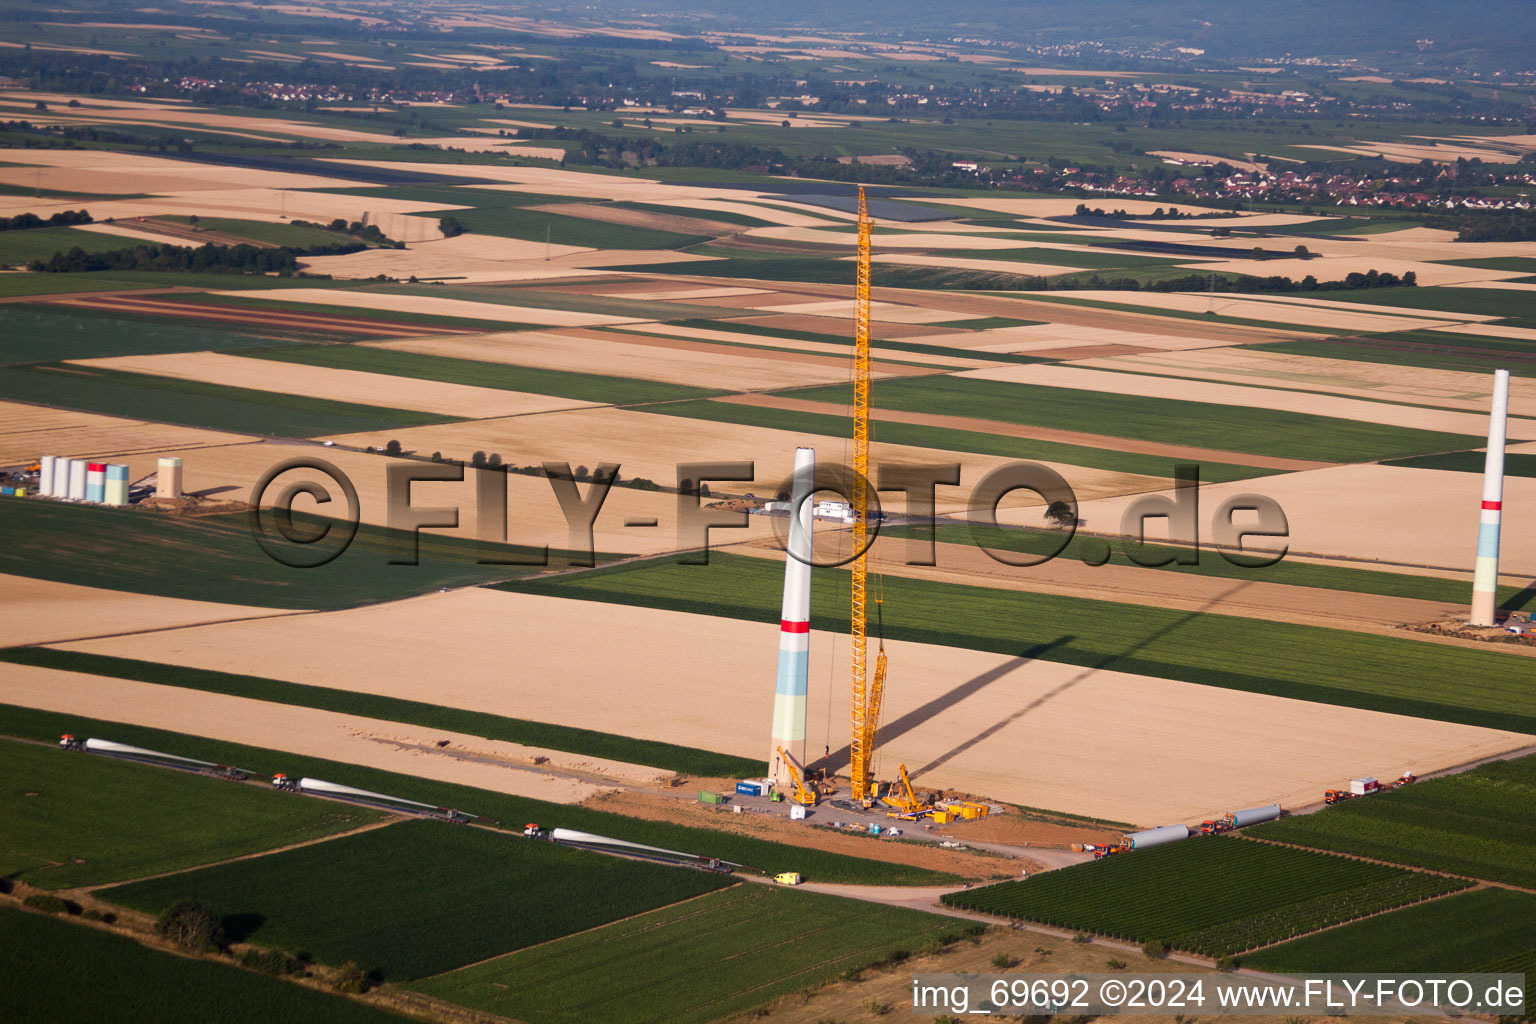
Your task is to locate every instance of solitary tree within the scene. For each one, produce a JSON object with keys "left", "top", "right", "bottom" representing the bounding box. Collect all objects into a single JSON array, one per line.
[
  {"left": 471, "top": 450, "right": 487, "bottom": 467},
  {"left": 1251, "top": 246, "right": 1267, "bottom": 260},
  {"left": 487, "top": 453, "right": 503, "bottom": 467},
  {"left": 188, "top": 214, "right": 200, "bottom": 230},
  {"left": 437, "top": 215, "right": 465, "bottom": 238},
  {"left": 155, "top": 900, "right": 225, "bottom": 953},
  {"left": 384, "top": 439, "right": 402, "bottom": 456},
  {"left": 1293, "top": 244, "right": 1310, "bottom": 259},
  {"left": 1044, "top": 500, "right": 1075, "bottom": 528}
]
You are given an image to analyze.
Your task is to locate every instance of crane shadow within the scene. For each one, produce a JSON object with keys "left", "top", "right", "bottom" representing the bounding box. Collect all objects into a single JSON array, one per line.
[
  {"left": 813, "top": 636, "right": 1069, "bottom": 777},
  {"left": 902, "top": 580, "right": 1257, "bottom": 785}
]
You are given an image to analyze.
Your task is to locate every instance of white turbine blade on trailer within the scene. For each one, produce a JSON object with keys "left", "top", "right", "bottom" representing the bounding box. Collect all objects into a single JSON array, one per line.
[
  {"left": 548, "top": 828, "right": 703, "bottom": 861},
  {"left": 296, "top": 777, "right": 474, "bottom": 817},
  {"left": 85, "top": 738, "right": 219, "bottom": 768}
]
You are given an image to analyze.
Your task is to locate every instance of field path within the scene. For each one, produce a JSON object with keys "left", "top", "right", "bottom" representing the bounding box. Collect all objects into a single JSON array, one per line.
[{"left": 713, "top": 393, "right": 1330, "bottom": 471}]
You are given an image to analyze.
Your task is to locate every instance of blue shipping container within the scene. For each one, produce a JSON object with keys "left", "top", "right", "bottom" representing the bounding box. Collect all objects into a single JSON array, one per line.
[{"left": 735, "top": 781, "right": 766, "bottom": 796}]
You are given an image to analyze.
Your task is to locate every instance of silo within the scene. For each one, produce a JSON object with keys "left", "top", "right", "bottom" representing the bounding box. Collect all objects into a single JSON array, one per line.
[
  {"left": 1124, "top": 824, "right": 1190, "bottom": 850},
  {"left": 156, "top": 456, "right": 183, "bottom": 499},
  {"left": 39, "top": 455, "right": 56, "bottom": 495},
  {"left": 105, "top": 464, "right": 129, "bottom": 506},
  {"left": 86, "top": 462, "right": 106, "bottom": 503},
  {"left": 66, "top": 459, "right": 87, "bottom": 500}
]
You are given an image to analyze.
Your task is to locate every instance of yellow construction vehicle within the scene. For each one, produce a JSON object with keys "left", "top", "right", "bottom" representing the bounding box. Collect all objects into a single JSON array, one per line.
[
  {"left": 881, "top": 763, "right": 932, "bottom": 819},
  {"left": 776, "top": 746, "right": 817, "bottom": 807}
]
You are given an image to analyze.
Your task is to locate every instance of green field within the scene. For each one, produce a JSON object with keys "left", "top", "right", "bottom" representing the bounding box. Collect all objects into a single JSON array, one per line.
[
  {"left": 1315, "top": 286, "right": 1536, "bottom": 325},
  {"left": 447, "top": 204, "right": 710, "bottom": 250},
  {"left": 1249, "top": 755, "right": 1536, "bottom": 888},
  {"left": 941, "top": 838, "right": 1470, "bottom": 957},
  {"left": 414, "top": 885, "right": 974, "bottom": 1024},
  {"left": 244, "top": 343, "right": 720, "bottom": 405},
  {"left": 1244, "top": 887, "right": 1536, "bottom": 976},
  {"left": 162, "top": 216, "right": 357, "bottom": 248},
  {"left": 896, "top": 524, "right": 1533, "bottom": 609},
  {"left": 787, "top": 376, "right": 1481, "bottom": 463},
  {"left": 0, "top": 499, "right": 604, "bottom": 610},
  {"left": 0, "top": 649, "right": 762, "bottom": 779},
  {"left": 2, "top": 363, "right": 451, "bottom": 437},
  {"left": 1383, "top": 450, "right": 1536, "bottom": 477},
  {"left": 498, "top": 552, "right": 1536, "bottom": 734},
  {"left": 0, "top": 705, "right": 956, "bottom": 887},
  {"left": 0, "top": 304, "right": 291, "bottom": 365},
  {"left": 0, "top": 907, "right": 409, "bottom": 1023},
  {"left": 979, "top": 246, "right": 1181, "bottom": 269},
  {"left": 0, "top": 226, "right": 154, "bottom": 267},
  {"left": 0, "top": 737, "right": 381, "bottom": 890},
  {"left": 99, "top": 820, "right": 734, "bottom": 980},
  {"left": 1440, "top": 256, "right": 1536, "bottom": 273},
  {"left": 648, "top": 399, "right": 1272, "bottom": 482}
]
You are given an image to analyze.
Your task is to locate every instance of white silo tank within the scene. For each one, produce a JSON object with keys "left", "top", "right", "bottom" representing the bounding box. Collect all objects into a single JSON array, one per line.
[{"left": 67, "top": 459, "right": 87, "bottom": 500}]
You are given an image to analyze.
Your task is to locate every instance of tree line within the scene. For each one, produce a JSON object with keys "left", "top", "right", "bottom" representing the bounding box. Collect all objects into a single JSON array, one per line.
[
  {"left": 27, "top": 239, "right": 362, "bottom": 274},
  {"left": 0, "top": 208, "right": 92, "bottom": 232}
]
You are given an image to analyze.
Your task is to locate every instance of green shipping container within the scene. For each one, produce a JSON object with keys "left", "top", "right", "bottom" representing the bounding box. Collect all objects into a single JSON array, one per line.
[{"left": 699, "top": 791, "right": 723, "bottom": 804}]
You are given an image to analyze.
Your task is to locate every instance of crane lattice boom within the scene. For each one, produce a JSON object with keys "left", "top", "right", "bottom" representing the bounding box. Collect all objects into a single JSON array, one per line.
[{"left": 849, "top": 188, "right": 884, "bottom": 803}]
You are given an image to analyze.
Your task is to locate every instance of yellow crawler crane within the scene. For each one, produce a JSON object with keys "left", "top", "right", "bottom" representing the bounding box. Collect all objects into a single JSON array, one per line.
[
  {"left": 849, "top": 186, "right": 888, "bottom": 806},
  {"left": 776, "top": 746, "right": 817, "bottom": 807},
  {"left": 881, "top": 763, "right": 931, "bottom": 819}
]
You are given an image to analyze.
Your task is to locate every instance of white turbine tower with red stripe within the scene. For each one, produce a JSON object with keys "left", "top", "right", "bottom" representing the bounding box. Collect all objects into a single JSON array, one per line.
[
  {"left": 1470, "top": 369, "right": 1511, "bottom": 626},
  {"left": 770, "top": 446, "right": 815, "bottom": 788}
]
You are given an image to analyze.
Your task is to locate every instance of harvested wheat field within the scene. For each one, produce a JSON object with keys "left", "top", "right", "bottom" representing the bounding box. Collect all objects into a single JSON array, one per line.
[
  {"left": 366, "top": 328, "right": 897, "bottom": 390},
  {"left": 299, "top": 231, "right": 592, "bottom": 280},
  {"left": 750, "top": 226, "right": 1030, "bottom": 251},
  {"left": 1071, "top": 463, "right": 1536, "bottom": 574},
  {"left": 1046, "top": 290, "right": 1478, "bottom": 333},
  {"left": 209, "top": 288, "right": 637, "bottom": 327},
  {"left": 47, "top": 293, "right": 481, "bottom": 339},
  {"left": 752, "top": 298, "right": 972, "bottom": 323},
  {"left": 959, "top": 363, "right": 1533, "bottom": 438},
  {"left": 1074, "top": 348, "right": 1536, "bottom": 417},
  {"left": 0, "top": 662, "right": 613, "bottom": 802},
  {"left": 319, "top": 404, "right": 1167, "bottom": 506},
  {"left": 0, "top": 400, "right": 255, "bottom": 463},
  {"left": 903, "top": 323, "right": 1246, "bottom": 355},
  {"left": 529, "top": 201, "right": 742, "bottom": 236},
  {"left": 299, "top": 245, "right": 602, "bottom": 283},
  {"left": 0, "top": 148, "right": 361, "bottom": 196},
  {"left": 0, "top": 574, "right": 297, "bottom": 647},
  {"left": 618, "top": 321, "right": 992, "bottom": 369},
  {"left": 69, "top": 352, "right": 599, "bottom": 419},
  {"left": 56, "top": 587, "right": 1530, "bottom": 824}
]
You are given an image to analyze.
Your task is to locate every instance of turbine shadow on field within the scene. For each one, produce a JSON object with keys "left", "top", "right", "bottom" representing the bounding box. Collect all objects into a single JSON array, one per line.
[
  {"left": 905, "top": 581, "right": 1253, "bottom": 784},
  {"left": 815, "top": 640, "right": 1064, "bottom": 776},
  {"left": 1500, "top": 582, "right": 1536, "bottom": 612}
]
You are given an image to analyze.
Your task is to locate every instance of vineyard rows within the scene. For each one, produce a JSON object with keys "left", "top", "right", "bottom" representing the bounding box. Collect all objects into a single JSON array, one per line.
[{"left": 941, "top": 837, "right": 1470, "bottom": 956}]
